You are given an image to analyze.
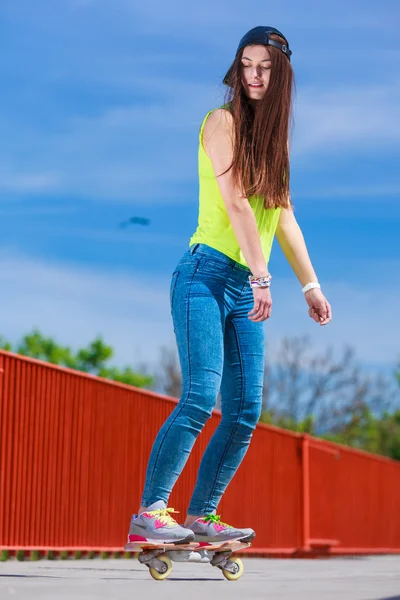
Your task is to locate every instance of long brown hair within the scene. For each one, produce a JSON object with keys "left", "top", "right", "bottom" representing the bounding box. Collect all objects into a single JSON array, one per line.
[{"left": 223, "top": 34, "right": 295, "bottom": 209}]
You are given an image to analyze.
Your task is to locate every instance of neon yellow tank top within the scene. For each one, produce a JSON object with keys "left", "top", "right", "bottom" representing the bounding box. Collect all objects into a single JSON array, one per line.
[{"left": 189, "top": 105, "right": 281, "bottom": 268}]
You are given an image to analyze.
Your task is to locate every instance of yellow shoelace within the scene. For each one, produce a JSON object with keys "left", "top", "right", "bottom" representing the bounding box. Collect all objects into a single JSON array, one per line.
[
  {"left": 203, "top": 514, "right": 232, "bottom": 528},
  {"left": 147, "top": 507, "right": 179, "bottom": 527}
]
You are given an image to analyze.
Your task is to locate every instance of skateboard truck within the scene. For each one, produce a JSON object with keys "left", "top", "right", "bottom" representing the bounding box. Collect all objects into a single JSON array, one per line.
[
  {"left": 137, "top": 548, "right": 164, "bottom": 564},
  {"left": 125, "top": 540, "right": 249, "bottom": 580},
  {"left": 210, "top": 549, "right": 241, "bottom": 574}
]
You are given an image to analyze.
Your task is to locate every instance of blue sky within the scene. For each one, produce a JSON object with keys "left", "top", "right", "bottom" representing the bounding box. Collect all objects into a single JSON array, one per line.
[{"left": 0, "top": 0, "right": 399, "bottom": 374}]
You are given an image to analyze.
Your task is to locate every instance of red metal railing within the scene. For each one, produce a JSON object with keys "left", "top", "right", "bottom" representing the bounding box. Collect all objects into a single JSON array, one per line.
[{"left": 1, "top": 350, "right": 400, "bottom": 555}]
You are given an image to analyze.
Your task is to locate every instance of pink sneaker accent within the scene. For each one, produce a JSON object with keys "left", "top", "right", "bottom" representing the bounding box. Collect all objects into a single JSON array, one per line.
[
  {"left": 128, "top": 534, "right": 147, "bottom": 542},
  {"left": 154, "top": 518, "right": 166, "bottom": 529},
  {"left": 214, "top": 523, "right": 226, "bottom": 533},
  {"left": 141, "top": 512, "right": 153, "bottom": 519}
]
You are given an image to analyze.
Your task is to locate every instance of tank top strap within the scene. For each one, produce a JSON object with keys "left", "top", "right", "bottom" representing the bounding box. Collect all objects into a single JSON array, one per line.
[
  {"left": 199, "top": 109, "right": 215, "bottom": 142},
  {"left": 198, "top": 103, "right": 232, "bottom": 142}
]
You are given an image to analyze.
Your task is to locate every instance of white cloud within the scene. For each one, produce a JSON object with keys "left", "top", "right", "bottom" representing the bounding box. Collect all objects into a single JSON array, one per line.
[
  {"left": 71, "top": 0, "right": 96, "bottom": 8},
  {"left": 2, "top": 78, "right": 399, "bottom": 202},
  {"left": 0, "top": 250, "right": 398, "bottom": 371},
  {"left": 0, "top": 79, "right": 223, "bottom": 202},
  {"left": 0, "top": 171, "right": 61, "bottom": 193},
  {"left": 0, "top": 204, "right": 76, "bottom": 216},
  {"left": 292, "top": 81, "right": 400, "bottom": 156},
  {"left": 6, "top": 224, "right": 188, "bottom": 248},
  {"left": 117, "top": 0, "right": 396, "bottom": 34},
  {"left": 267, "top": 277, "right": 400, "bottom": 367},
  {"left": 0, "top": 0, "right": 398, "bottom": 203},
  {"left": 293, "top": 184, "right": 400, "bottom": 200},
  {"left": 0, "top": 250, "right": 174, "bottom": 369}
]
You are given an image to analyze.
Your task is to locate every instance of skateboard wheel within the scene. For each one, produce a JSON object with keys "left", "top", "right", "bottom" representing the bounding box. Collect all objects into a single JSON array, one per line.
[
  {"left": 221, "top": 557, "right": 244, "bottom": 581},
  {"left": 149, "top": 555, "right": 172, "bottom": 581}
]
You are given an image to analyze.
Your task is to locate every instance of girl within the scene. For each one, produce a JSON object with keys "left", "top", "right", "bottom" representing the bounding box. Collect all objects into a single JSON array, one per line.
[{"left": 129, "top": 25, "right": 332, "bottom": 545}]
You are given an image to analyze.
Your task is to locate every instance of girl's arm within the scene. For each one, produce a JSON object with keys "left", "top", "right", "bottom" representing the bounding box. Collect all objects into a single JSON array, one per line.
[
  {"left": 275, "top": 207, "right": 318, "bottom": 286},
  {"left": 202, "top": 108, "right": 272, "bottom": 322},
  {"left": 203, "top": 108, "right": 269, "bottom": 278},
  {"left": 276, "top": 208, "right": 332, "bottom": 326}
]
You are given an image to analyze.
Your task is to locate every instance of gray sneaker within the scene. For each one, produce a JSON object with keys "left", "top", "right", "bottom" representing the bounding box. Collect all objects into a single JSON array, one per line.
[
  {"left": 128, "top": 500, "right": 195, "bottom": 545},
  {"left": 188, "top": 514, "right": 255, "bottom": 544}
]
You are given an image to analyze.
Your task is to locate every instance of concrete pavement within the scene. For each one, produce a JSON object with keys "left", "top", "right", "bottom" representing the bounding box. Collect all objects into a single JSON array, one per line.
[{"left": 0, "top": 556, "right": 399, "bottom": 599}]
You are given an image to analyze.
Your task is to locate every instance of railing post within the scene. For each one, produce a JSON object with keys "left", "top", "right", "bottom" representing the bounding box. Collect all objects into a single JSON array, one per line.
[{"left": 301, "top": 434, "right": 310, "bottom": 551}]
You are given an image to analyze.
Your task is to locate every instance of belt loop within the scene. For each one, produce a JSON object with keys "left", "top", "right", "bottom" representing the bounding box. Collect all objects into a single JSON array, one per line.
[{"left": 189, "top": 243, "right": 200, "bottom": 255}]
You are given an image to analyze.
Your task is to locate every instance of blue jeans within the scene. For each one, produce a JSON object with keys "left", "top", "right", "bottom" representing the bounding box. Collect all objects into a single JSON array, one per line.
[{"left": 141, "top": 243, "right": 265, "bottom": 515}]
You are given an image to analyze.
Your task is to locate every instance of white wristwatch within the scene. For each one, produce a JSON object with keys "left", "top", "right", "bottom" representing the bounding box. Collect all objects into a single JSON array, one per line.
[{"left": 302, "top": 282, "right": 321, "bottom": 294}]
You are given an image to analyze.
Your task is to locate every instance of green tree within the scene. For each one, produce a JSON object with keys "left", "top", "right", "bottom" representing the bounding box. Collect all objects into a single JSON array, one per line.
[
  {"left": 115, "top": 338, "right": 400, "bottom": 460},
  {"left": 16, "top": 331, "right": 77, "bottom": 367},
  {"left": 378, "top": 410, "right": 400, "bottom": 460},
  {"left": 0, "top": 336, "right": 12, "bottom": 352},
  {"left": 324, "top": 408, "right": 400, "bottom": 460},
  {"left": 0, "top": 329, "right": 153, "bottom": 388},
  {"left": 258, "top": 337, "right": 400, "bottom": 460},
  {"left": 75, "top": 338, "right": 114, "bottom": 373},
  {"left": 260, "top": 410, "right": 315, "bottom": 434}
]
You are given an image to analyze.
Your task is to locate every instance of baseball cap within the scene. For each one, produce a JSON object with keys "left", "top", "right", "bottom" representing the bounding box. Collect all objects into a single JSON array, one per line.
[{"left": 223, "top": 26, "right": 292, "bottom": 86}]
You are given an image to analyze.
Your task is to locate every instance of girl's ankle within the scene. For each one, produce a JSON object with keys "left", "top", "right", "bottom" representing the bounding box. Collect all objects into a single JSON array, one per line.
[{"left": 184, "top": 516, "right": 201, "bottom": 527}]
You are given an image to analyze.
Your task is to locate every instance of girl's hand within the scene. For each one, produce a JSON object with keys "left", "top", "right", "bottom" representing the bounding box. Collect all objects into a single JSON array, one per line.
[
  {"left": 305, "top": 288, "right": 332, "bottom": 326},
  {"left": 248, "top": 286, "right": 272, "bottom": 322}
]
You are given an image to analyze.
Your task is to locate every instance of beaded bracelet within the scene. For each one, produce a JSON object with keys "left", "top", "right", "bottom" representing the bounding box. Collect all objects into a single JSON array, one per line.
[{"left": 248, "top": 274, "right": 272, "bottom": 288}]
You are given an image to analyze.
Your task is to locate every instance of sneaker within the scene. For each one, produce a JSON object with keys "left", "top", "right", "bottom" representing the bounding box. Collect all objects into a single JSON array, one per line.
[
  {"left": 188, "top": 514, "right": 255, "bottom": 544},
  {"left": 128, "top": 500, "right": 195, "bottom": 545}
]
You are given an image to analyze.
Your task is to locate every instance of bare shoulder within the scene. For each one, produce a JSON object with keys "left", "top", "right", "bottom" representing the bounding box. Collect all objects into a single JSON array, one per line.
[{"left": 203, "top": 108, "right": 234, "bottom": 140}]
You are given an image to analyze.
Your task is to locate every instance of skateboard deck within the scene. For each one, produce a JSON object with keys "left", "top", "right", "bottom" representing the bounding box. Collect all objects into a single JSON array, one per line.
[
  {"left": 124, "top": 538, "right": 250, "bottom": 553},
  {"left": 124, "top": 540, "right": 200, "bottom": 552}
]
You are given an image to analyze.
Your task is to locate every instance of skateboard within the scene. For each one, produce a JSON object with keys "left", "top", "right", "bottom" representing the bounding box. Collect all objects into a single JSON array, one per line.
[{"left": 124, "top": 538, "right": 251, "bottom": 580}]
